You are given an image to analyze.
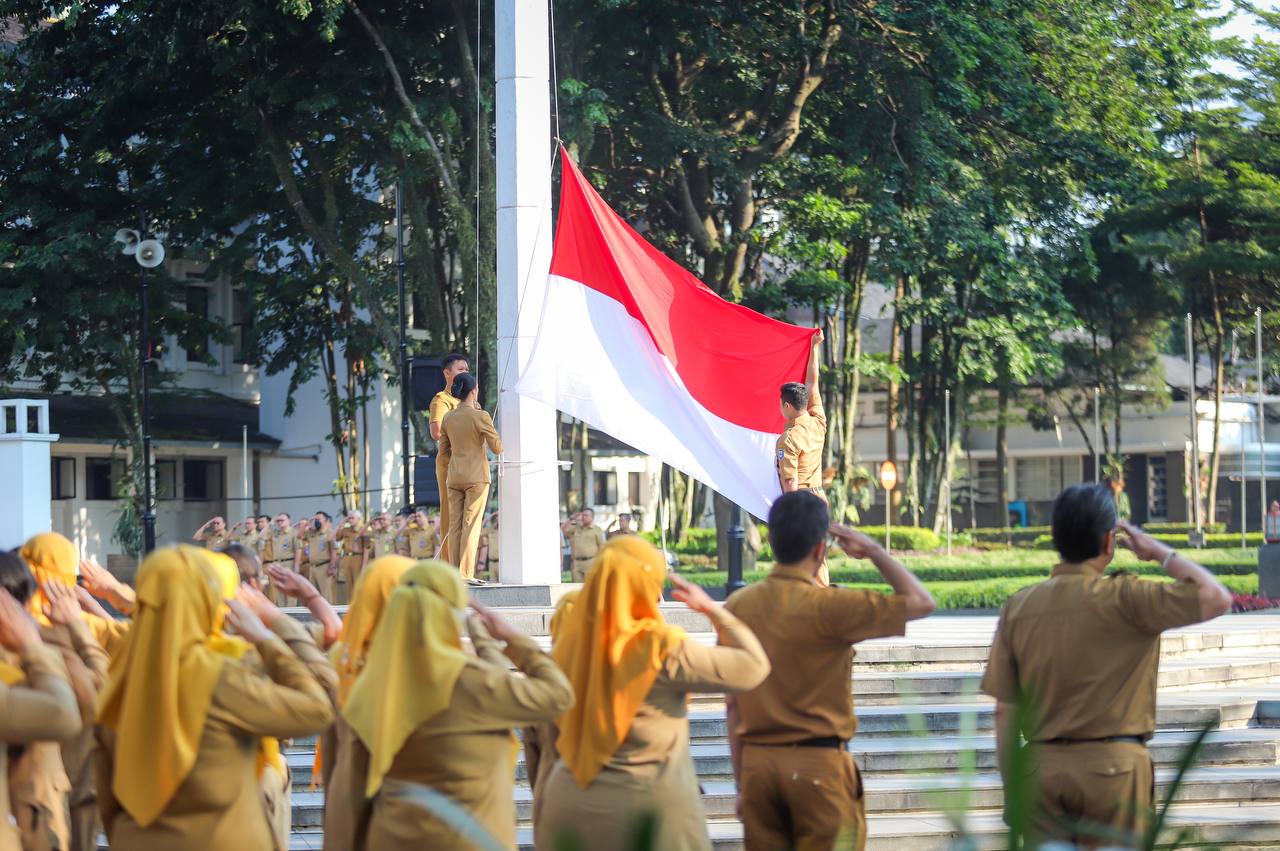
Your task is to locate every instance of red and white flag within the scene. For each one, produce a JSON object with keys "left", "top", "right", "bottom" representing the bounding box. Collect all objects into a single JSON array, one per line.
[{"left": 515, "top": 150, "right": 819, "bottom": 518}]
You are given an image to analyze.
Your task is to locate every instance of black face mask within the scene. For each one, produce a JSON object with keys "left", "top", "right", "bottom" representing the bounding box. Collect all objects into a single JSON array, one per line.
[{"left": 314, "top": 519, "right": 323, "bottom": 531}]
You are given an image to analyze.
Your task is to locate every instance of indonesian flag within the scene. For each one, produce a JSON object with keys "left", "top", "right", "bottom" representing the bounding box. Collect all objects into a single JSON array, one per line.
[{"left": 515, "top": 149, "right": 820, "bottom": 518}]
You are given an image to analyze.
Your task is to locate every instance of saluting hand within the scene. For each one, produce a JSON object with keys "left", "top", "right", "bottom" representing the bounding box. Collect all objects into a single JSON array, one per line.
[
  {"left": 1116, "top": 521, "right": 1171, "bottom": 564},
  {"left": 469, "top": 600, "right": 523, "bottom": 644},
  {"left": 829, "top": 524, "right": 879, "bottom": 560},
  {"left": 42, "top": 581, "right": 80, "bottom": 626},
  {"left": 224, "top": 598, "right": 273, "bottom": 644},
  {"left": 669, "top": 573, "right": 717, "bottom": 615},
  {"left": 78, "top": 556, "right": 121, "bottom": 600},
  {"left": 0, "top": 590, "right": 41, "bottom": 653}
]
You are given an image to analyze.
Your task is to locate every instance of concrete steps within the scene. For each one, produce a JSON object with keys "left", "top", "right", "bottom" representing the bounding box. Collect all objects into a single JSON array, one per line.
[{"left": 278, "top": 613, "right": 1280, "bottom": 849}]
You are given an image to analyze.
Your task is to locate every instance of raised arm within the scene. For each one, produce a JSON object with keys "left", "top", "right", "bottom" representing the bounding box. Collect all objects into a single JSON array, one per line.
[
  {"left": 806, "top": 329, "right": 823, "bottom": 410},
  {"left": 830, "top": 525, "right": 936, "bottom": 621},
  {"left": 664, "top": 575, "right": 770, "bottom": 693},
  {"left": 1117, "top": 521, "right": 1232, "bottom": 622}
]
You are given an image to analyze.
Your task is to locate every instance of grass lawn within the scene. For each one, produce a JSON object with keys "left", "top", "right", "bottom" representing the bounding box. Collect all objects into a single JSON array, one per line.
[{"left": 668, "top": 547, "right": 1262, "bottom": 609}]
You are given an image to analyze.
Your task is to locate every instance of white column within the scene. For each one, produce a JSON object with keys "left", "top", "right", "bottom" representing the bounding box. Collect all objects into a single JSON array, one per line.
[
  {"left": 0, "top": 400, "right": 59, "bottom": 547},
  {"left": 495, "top": 0, "right": 560, "bottom": 584}
]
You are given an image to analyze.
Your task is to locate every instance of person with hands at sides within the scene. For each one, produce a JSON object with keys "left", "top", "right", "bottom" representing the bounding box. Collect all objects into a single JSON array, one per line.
[
  {"left": 428, "top": 352, "right": 471, "bottom": 563},
  {"left": 0, "top": 565, "right": 82, "bottom": 851},
  {"left": 94, "top": 546, "right": 333, "bottom": 851},
  {"left": 439, "top": 371, "right": 503, "bottom": 585},
  {"left": 535, "top": 537, "right": 770, "bottom": 851},
  {"left": 327, "top": 561, "right": 572, "bottom": 850},
  {"left": 724, "top": 491, "right": 935, "bottom": 851},
  {"left": 982, "top": 483, "right": 1232, "bottom": 849}
]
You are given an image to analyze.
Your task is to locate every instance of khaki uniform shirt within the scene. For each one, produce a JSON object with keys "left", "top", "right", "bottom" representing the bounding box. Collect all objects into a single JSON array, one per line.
[
  {"left": 725, "top": 564, "right": 906, "bottom": 743},
  {"left": 202, "top": 531, "right": 229, "bottom": 551},
  {"left": 981, "top": 564, "right": 1203, "bottom": 741},
  {"left": 406, "top": 526, "right": 436, "bottom": 560},
  {"left": 568, "top": 524, "right": 606, "bottom": 563},
  {"left": 369, "top": 529, "right": 397, "bottom": 557},
  {"left": 233, "top": 530, "right": 259, "bottom": 552},
  {"left": 307, "top": 532, "right": 335, "bottom": 569},
  {"left": 334, "top": 526, "right": 366, "bottom": 560},
  {"left": 439, "top": 406, "right": 503, "bottom": 487},
  {"left": 776, "top": 402, "right": 827, "bottom": 493},
  {"left": 261, "top": 530, "right": 297, "bottom": 564},
  {"left": 429, "top": 391, "right": 461, "bottom": 473}
]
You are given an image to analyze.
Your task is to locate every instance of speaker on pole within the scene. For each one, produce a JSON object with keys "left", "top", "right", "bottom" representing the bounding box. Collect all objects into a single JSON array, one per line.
[
  {"left": 414, "top": 454, "right": 441, "bottom": 508},
  {"left": 410, "top": 356, "right": 445, "bottom": 412}
]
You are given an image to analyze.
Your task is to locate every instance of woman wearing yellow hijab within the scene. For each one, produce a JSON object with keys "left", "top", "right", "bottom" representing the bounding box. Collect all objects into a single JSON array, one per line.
[
  {"left": 20, "top": 532, "right": 127, "bottom": 653},
  {"left": 328, "top": 561, "right": 572, "bottom": 851},
  {"left": 536, "top": 537, "right": 770, "bottom": 851},
  {"left": 523, "top": 590, "right": 579, "bottom": 840},
  {"left": 95, "top": 545, "right": 334, "bottom": 851}
]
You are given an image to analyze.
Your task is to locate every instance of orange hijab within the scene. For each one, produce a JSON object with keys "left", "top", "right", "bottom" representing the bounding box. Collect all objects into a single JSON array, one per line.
[
  {"left": 331, "top": 555, "right": 415, "bottom": 706},
  {"left": 95, "top": 545, "right": 227, "bottom": 827},
  {"left": 21, "top": 531, "right": 117, "bottom": 646},
  {"left": 552, "top": 537, "right": 685, "bottom": 788}
]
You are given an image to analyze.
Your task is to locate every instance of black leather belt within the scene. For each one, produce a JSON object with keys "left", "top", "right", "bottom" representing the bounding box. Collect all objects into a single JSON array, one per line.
[
  {"left": 758, "top": 736, "right": 846, "bottom": 749},
  {"left": 1039, "top": 735, "right": 1145, "bottom": 746}
]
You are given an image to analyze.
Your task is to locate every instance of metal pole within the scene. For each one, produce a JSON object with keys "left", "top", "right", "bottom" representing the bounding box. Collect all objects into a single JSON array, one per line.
[
  {"left": 241, "top": 424, "right": 249, "bottom": 508},
  {"left": 139, "top": 212, "right": 156, "bottom": 555},
  {"left": 1186, "top": 314, "right": 1202, "bottom": 535},
  {"left": 726, "top": 502, "right": 746, "bottom": 596},
  {"left": 1259, "top": 307, "right": 1267, "bottom": 533},
  {"left": 885, "top": 484, "right": 892, "bottom": 553},
  {"left": 1093, "top": 386, "right": 1101, "bottom": 483},
  {"left": 944, "top": 388, "right": 952, "bottom": 556},
  {"left": 397, "top": 182, "right": 411, "bottom": 512},
  {"left": 1242, "top": 427, "right": 1247, "bottom": 548}
]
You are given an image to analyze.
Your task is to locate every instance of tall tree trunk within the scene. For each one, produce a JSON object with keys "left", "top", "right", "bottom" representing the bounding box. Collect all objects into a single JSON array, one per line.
[
  {"left": 1208, "top": 326, "right": 1225, "bottom": 525},
  {"left": 839, "top": 241, "right": 869, "bottom": 468},
  {"left": 886, "top": 274, "right": 905, "bottom": 516},
  {"left": 996, "top": 374, "right": 1009, "bottom": 530}
]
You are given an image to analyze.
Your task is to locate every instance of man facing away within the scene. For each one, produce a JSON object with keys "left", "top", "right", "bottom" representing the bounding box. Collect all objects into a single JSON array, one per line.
[
  {"left": 777, "top": 330, "right": 828, "bottom": 585},
  {"left": 428, "top": 352, "right": 470, "bottom": 562},
  {"left": 725, "top": 491, "right": 936, "bottom": 851},
  {"left": 982, "top": 483, "right": 1232, "bottom": 848}
]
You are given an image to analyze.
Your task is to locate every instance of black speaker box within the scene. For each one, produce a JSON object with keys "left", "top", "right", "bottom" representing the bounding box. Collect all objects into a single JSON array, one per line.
[
  {"left": 409, "top": 356, "right": 445, "bottom": 412},
  {"left": 414, "top": 454, "right": 441, "bottom": 508}
]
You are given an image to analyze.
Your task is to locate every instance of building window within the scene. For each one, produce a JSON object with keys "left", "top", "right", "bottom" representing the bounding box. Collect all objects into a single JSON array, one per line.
[
  {"left": 50, "top": 458, "right": 75, "bottom": 500},
  {"left": 156, "top": 460, "right": 178, "bottom": 501},
  {"left": 183, "top": 459, "right": 225, "bottom": 501},
  {"left": 1148, "top": 456, "right": 1169, "bottom": 522},
  {"left": 593, "top": 471, "right": 618, "bottom": 506},
  {"left": 85, "top": 457, "right": 125, "bottom": 501},
  {"left": 873, "top": 399, "right": 889, "bottom": 416},
  {"left": 231, "top": 287, "right": 255, "bottom": 364},
  {"left": 628, "top": 472, "right": 641, "bottom": 507},
  {"left": 1014, "top": 456, "right": 1081, "bottom": 501},
  {"left": 185, "top": 286, "right": 211, "bottom": 362},
  {"left": 973, "top": 459, "right": 999, "bottom": 503}
]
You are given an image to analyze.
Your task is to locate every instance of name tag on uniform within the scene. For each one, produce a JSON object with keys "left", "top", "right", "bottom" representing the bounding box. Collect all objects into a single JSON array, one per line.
[{"left": 777, "top": 449, "right": 785, "bottom": 461}]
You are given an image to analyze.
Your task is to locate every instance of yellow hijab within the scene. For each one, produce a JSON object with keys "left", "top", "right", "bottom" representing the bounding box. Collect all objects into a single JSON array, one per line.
[
  {"left": 331, "top": 555, "right": 415, "bottom": 706},
  {"left": 553, "top": 537, "right": 686, "bottom": 788},
  {"left": 342, "top": 561, "right": 468, "bottom": 797},
  {"left": 95, "top": 545, "right": 227, "bottom": 827},
  {"left": 202, "top": 552, "right": 282, "bottom": 778},
  {"left": 549, "top": 590, "right": 580, "bottom": 643},
  {"left": 19, "top": 531, "right": 121, "bottom": 648}
]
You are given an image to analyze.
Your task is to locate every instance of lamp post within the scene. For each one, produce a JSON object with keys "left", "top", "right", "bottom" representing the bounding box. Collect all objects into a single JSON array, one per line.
[
  {"left": 119, "top": 217, "right": 165, "bottom": 554},
  {"left": 726, "top": 502, "right": 746, "bottom": 596},
  {"left": 1186, "top": 314, "right": 1203, "bottom": 538},
  {"left": 397, "top": 182, "right": 411, "bottom": 512},
  {"left": 880, "top": 460, "right": 898, "bottom": 552}
]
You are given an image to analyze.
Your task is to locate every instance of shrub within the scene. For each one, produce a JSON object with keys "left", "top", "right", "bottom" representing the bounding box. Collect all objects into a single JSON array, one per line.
[{"left": 853, "top": 526, "right": 942, "bottom": 551}]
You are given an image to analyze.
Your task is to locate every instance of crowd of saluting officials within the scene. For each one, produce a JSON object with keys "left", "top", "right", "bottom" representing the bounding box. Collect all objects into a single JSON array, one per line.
[{"left": 0, "top": 477, "right": 1237, "bottom": 851}]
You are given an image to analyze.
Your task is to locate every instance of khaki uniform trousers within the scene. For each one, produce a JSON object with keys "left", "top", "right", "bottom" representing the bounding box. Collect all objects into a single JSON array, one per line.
[
  {"left": 571, "top": 557, "right": 593, "bottom": 583},
  {"left": 312, "top": 559, "right": 336, "bottom": 603},
  {"left": 1029, "top": 741, "right": 1153, "bottom": 848},
  {"left": 447, "top": 483, "right": 489, "bottom": 581},
  {"left": 739, "top": 743, "right": 865, "bottom": 851},
  {"left": 260, "top": 761, "right": 291, "bottom": 851},
  {"left": 338, "top": 555, "right": 362, "bottom": 605},
  {"left": 265, "top": 561, "right": 293, "bottom": 606},
  {"left": 436, "top": 456, "right": 453, "bottom": 564}
]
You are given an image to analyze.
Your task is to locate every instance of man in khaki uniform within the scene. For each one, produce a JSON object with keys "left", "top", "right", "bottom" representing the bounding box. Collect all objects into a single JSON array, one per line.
[
  {"left": 561, "top": 509, "right": 606, "bottom": 582},
  {"left": 982, "top": 484, "right": 1232, "bottom": 847},
  {"left": 777, "top": 330, "right": 828, "bottom": 586},
  {"left": 428, "top": 352, "right": 471, "bottom": 563},
  {"left": 333, "top": 511, "right": 366, "bottom": 605},
  {"left": 306, "top": 512, "right": 339, "bottom": 603},
  {"left": 260, "top": 513, "right": 297, "bottom": 606},
  {"left": 365, "top": 512, "right": 398, "bottom": 562},
  {"left": 230, "top": 517, "right": 258, "bottom": 553},
  {"left": 252, "top": 515, "right": 270, "bottom": 558},
  {"left": 193, "top": 516, "right": 229, "bottom": 550},
  {"left": 397, "top": 510, "right": 436, "bottom": 561},
  {"left": 606, "top": 512, "right": 635, "bottom": 539},
  {"left": 725, "top": 491, "right": 936, "bottom": 851}
]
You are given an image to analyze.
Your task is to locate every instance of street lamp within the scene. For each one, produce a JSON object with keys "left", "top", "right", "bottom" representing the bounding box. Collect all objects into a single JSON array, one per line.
[
  {"left": 117, "top": 221, "right": 165, "bottom": 555},
  {"left": 725, "top": 502, "right": 746, "bottom": 597}
]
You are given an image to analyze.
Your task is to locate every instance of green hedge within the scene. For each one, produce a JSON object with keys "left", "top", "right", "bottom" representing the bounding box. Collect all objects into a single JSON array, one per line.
[
  {"left": 851, "top": 526, "right": 942, "bottom": 552},
  {"left": 644, "top": 524, "right": 942, "bottom": 556},
  {"left": 1033, "top": 532, "right": 1263, "bottom": 550}
]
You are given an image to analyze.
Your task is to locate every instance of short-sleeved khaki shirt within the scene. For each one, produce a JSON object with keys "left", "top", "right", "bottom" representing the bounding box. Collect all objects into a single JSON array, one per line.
[
  {"left": 369, "top": 530, "right": 397, "bottom": 556},
  {"left": 261, "top": 530, "right": 296, "bottom": 563},
  {"left": 777, "top": 403, "right": 826, "bottom": 492},
  {"left": 203, "top": 531, "right": 229, "bottom": 551},
  {"left": 725, "top": 564, "right": 907, "bottom": 743},
  {"left": 980, "top": 563, "right": 1203, "bottom": 741},
  {"left": 307, "top": 533, "right": 334, "bottom": 567},
  {"left": 430, "top": 391, "right": 460, "bottom": 471},
  {"left": 568, "top": 525, "right": 606, "bottom": 562}
]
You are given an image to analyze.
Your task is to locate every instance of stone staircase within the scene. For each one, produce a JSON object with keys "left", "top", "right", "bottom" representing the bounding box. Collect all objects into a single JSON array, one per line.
[{"left": 280, "top": 612, "right": 1280, "bottom": 850}]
